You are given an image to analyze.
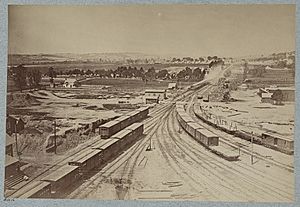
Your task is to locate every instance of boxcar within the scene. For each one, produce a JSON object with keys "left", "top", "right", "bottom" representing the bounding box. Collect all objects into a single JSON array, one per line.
[
  {"left": 99, "top": 120, "right": 121, "bottom": 138},
  {"left": 196, "top": 128, "right": 219, "bottom": 146},
  {"left": 137, "top": 106, "right": 149, "bottom": 119},
  {"left": 42, "top": 165, "right": 79, "bottom": 195},
  {"left": 186, "top": 122, "right": 203, "bottom": 138},
  {"left": 126, "top": 111, "right": 140, "bottom": 123},
  {"left": 14, "top": 181, "right": 51, "bottom": 199},
  {"left": 114, "top": 115, "right": 131, "bottom": 129},
  {"left": 98, "top": 138, "right": 120, "bottom": 163},
  {"left": 68, "top": 149, "right": 101, "bottom": 175},
  {"left": 180, "top": 114, "right": 195, "bottom": 129},
  {"left": 124, "top": 123, "right": 144, "bottom": 144}
]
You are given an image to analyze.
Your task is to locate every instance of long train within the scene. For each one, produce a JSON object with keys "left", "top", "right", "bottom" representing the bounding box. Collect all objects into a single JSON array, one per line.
[
  {"left": 175, "top": 102, "right": 239, "bottom": 161},
  {"left": 11, "top": 107, "right": 149, "bottom": 199}
]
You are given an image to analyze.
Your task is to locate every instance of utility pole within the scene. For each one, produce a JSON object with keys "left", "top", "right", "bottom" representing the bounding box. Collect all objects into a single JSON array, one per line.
[
  {"left": 251, "top": 131, "right": 254, "bottom": 165},
  {"left": 54, "top": 119, "right": 57, "bottom": 154},
  {"left": 14, "top": 123, "right": 20, "bottom": 160}
]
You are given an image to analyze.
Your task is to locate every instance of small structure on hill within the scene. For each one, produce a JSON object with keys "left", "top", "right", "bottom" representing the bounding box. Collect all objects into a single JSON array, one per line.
[
  {"left": 63, "top": 78, "right": 80, "bottom": 88},
  {"left": 144, "top": 89, "right": 166, "bottom": 101},
  {"left": 168, "top": 82, "right": 178, "bottom": 90}
]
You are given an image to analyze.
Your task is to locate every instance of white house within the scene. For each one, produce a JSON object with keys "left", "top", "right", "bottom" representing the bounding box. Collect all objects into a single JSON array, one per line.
[{"left": 63, "top": 78, "right": 80, "bottom": 88}]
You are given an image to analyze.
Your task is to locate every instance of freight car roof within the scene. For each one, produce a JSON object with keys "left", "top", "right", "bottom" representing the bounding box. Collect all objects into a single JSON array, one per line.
[
  {"left": 100, "top": 120, "right": 120, "bottom": 128},
  {"left": 91, "top": 139, "right": 112, "bottom": 149},
  {"left": 13, "top": 181, "right": 50, "bottom": 198},
  {"left": 197, "top": 128, "right": 218, "bottom": 138},
  {"left": 99, "top": 138, "right": 119, "bottom": 150},
  {"left": 187, "top": 122, "right": 203, "bottom": 130},
  {"left": 115, "top": 115, "right": 131, "bottom": 122},
  {"left": 137, "top": 106, "right": 150, "bottom": 111},
  {"left": 69, "top": 149, "right": 100, "bottom": 164},
  {"left": 126, "top": 110, "right": 140, "bottom": 117},
  {"left": 18, "top": 181, "right": 50, "bottom": 199},
  {"left": 42, "top": 165, "right": 79, "bottom": 182},
  {"left": 112, "top": 129, "right": 132, "bottom": 139},
  {"left": 126, "top": 123, "right": 143, "bottom": 131},
  {"left": 76, "top": 150, "right": 101, "bottom": 164}
]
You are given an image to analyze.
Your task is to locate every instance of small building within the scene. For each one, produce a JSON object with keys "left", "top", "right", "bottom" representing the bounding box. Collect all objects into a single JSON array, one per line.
[
  {"left": 265, "top": 87, "right": 295, "bottom": 102},
  {"left": 261, "top": 93, "right": 273, "bottom": 104},
  {"left": 6, "top": 115, "right": 25, "bottom": 135},
  {"left": 168, "top": 82, "right": 178, "bottom": 90},
  {"left": 144, "top": 89, "right": 166, "bottom": 101},
  {"left": 145, "top": 96, "right": 159, "bottom": 104},
  {"left": 6, "top": 134, "right": 15, "bottom": 157},
  {"left": 63, "top": 78, "right": 80, "bottom": 88},
  {"left": 261, "top": 132, "right": 294, "bottom": 154}
]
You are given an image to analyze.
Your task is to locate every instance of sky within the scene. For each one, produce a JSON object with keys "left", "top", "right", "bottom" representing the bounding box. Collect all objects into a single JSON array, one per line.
[{"left": 8, "top": 4, "right": 295, "bottom": 57}]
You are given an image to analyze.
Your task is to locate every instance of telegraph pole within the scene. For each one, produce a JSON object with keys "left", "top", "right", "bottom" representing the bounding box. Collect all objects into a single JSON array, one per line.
[
  {"left": 14, "top": 123, "right": 20, "bottom": 159},
  {"left": 54, "top": 119, "right": 57, "bottom": 154},
  {"left": 251, "top": 131, "right": 254, "bottom": 165}
]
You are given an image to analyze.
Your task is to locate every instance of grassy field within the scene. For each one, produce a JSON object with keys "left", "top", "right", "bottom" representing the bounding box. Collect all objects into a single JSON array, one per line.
[{"left": 80, "top": 77, "right": 196, "bottom": 90}]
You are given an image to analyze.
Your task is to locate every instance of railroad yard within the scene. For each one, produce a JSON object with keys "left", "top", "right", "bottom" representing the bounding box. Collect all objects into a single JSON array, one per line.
[
  {"left": 5, "top": 62, "right": 295, "bottom": 202},
  {"left": 4, "top": 4, "right": 296, "bottom": 204}
]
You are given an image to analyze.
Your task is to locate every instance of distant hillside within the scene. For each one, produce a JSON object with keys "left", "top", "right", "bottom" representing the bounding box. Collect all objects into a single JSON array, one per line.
[{"left": 8, "top": 52, "right": 170, "bottom": 66}]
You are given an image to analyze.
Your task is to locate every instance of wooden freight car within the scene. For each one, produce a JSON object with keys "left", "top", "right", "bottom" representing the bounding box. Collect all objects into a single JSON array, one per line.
[{"left": 42, "top": 165, "right": 79, "bottom": 196}]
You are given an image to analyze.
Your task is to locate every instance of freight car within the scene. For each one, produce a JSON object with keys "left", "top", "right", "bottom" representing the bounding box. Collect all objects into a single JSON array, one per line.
[
  {"left": 12, "top": 181, "right": 51, "bottom": 199},
  {"left": 99, "top": 106, "right": 149, "bottom": 138},
  {"left": 68, "top": 148, "right": 102, "bottom": 176},
  {"left": 42, "top": 165, "right": 79, "bottom": 195},
  {"left": 112, "top": 123, "right": 144, "bottom": 151},
  {"left": 176, "top": 102, "right": 239, "bottom": 161}
]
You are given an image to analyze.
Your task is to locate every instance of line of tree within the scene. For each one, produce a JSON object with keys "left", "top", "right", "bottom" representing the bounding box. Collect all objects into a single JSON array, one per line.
[{"left": 12, "top": 64, "right": 42, "bottom": 92}]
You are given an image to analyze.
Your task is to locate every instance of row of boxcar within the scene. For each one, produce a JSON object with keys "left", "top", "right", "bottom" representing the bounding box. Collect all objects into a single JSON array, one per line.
[
  {"left": 14, "top": 107, "right": 149, "bottom": 199},
  {"left": 194, "top": 103, "right": 294, "bottom": 155},
  {"left": 176, "top": 102, "right": 239, "bottom": 161},
  {"left": 99, "top": 106, "right": 149, "bottom": 138}
]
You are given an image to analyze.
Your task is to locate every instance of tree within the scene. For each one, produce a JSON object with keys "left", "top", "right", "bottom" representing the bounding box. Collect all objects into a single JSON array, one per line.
[
  {"left": 13, "top": 64, "right": 27, "bottom": 92},
  {"left": 271, "top": 90, "right": 283, "bottom": 105},
  {"left": 193, "top": 68, "right": 201, "bottom": 80},
  {"left": 33, "top": 69, "right": 42, "bottom": 88},
  {"left": 157, "top": 69, "right": 169, "bottom": 79}
]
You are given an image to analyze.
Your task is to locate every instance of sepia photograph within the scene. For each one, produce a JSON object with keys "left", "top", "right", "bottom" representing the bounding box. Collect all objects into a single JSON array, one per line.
[{"left": 3, "top": 3, "right": 296, "bottom": 203}]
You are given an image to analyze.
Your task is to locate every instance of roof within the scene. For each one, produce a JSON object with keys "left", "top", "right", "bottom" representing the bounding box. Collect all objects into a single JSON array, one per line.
[
  {"left": 115, "top": 115, "right": 130, "bottom": 122},
  {"left": 145, "top": 96, "right": 159, "bottom": 100},
  {"left": 145, "top": 89, "right": 166, "bottom": 93},
  {"left": 91, "top": 139, "right": 113, "bottom": 149},
  {"left": 100, "top": 120, "right": 120, "bottom": 128},
  {"left": 99, "top": 138, "right": 119, "bottom": 150},
  {"left": 168, "top": 83, "right": 177, "bottom": 88},
  {"left": 42, "top": 165, "right": 79, "bottom": 182},
  {"left": 112, "top": 129, "right": 132, "bottom": 139},
  {"left": 18, "top": 181, "right": 50, "bottom": 199},
  {"left": 261, "top": 93, "right": 273, "bottom": 98},
  {"left": 188, "top": 122, "right": 203, "bottom": 130},
  {"left": 197, "top": 128, "right": 218, "bottom": 138},
  {"left": 266, "top": 87, "right": 295, "bottom": 91},
  {"left": 137, "top": 106, "right": 150, "bottom": 112},
  {"left": 126, "top": 110, "right": 140, "bottom": 117},
  {"left": 64, "top": 78, "right": 77, "bottom": 83},
  {"left": 262, "top": 132, "right": 293, "bottom": 142},
  {"left": 12, "top": 181, "right": 50, "bottom": 198},
  {"left": 126, "top": 123, "right": 143, "bottom": 131},
  {"left": 69, "top": 148, "right": 96, "bottom": 163},
  {"left": 6, "top": 134, "right": 15, "bottom": 146},
  {"left": 5, "top": 155, "right": 19, "bottom": 167},
  {"left": 76, "top": 150, "right": 101, "bottom": 164}
]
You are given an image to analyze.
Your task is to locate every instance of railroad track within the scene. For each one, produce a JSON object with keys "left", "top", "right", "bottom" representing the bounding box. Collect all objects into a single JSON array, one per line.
[
  {"left": 185, "top": 91, "right": 294, "bottom": 172},
  {"left": 166, "top": 109, "right": 293, "bottom": 201},
  {"left": 8, "top": 102, "right": 172, "bottom": 198}
]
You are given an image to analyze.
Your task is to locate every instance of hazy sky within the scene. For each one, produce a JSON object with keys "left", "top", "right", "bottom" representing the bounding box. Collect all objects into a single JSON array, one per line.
[{"left": 8, "top": 4, "right": 295, "bottom": 57}]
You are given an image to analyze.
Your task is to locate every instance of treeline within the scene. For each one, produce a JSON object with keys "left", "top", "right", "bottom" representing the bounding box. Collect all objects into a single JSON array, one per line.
[{"left": 10, "top": 64, "right": 42, "bottom": 92}]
